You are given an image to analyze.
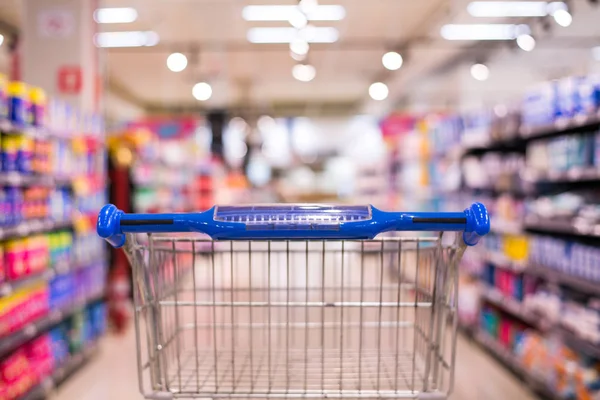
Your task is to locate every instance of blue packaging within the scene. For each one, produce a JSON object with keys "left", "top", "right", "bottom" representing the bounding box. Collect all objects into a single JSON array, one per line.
[
  {"left": 49, "top": 325, "right": 70, "bottom": 364},
  {"left": 522, "top": 82, "right": 558, "bottom": 127},
  {"left": 5, "top": 187, "right": 22, "bottom": 225},
  {"left": 513, "top": 275, "right": 524, "bottom": 301},
  {"left": 577, "top": 75, "right": 600, "bottom": 115},
  {"left": 556, "top": 76, "right": 581, "bottom": 119}
]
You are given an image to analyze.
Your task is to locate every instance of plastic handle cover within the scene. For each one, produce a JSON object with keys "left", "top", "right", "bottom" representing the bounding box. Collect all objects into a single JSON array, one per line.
[{"left": 97, "top": 202, "right": 490, "bottom": 247}]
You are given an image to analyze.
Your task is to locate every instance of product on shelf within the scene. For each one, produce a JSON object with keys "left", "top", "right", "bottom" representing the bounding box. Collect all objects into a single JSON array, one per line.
[
  {"left": 0, "top": 283, "right": 49, "bottom": 337},
  {"left": 0, "top": 300, "right": 106, "bottom": 399},
  {"left": 517, "top": 332, "right": 600, "bottom": 399},
  {"left": 529, "top": 234, "right": 600, "bottom": 282}
]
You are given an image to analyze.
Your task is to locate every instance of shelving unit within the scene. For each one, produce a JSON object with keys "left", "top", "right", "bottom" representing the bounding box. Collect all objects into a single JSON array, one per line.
[
  {"left": 0, "top": 95, "right": 108, "bottom": 399},
  {"left": 473, "top": 331, "right": 561, "bottom": 400},
  {"left": 385, "top": 87, "right": 600, "bottom": 398},
  {"left": 20, "top": 341, "right": 99, "bottom": 400}
]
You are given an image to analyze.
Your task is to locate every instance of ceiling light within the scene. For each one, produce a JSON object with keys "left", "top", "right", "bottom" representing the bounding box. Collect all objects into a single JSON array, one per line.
[
  {"left": 289, "top": 9, "right": 308, "bottom": 29},
  {"left": 290, "top": 39, "right": 309, "bottom": 55},
  {"left": 247, "top": 27, "right": 339, "bottom": 43},
  {"left": 193, "top": 82, "right": 212, "bottom": 101},
  {"left": 94, "top": 31, "right": 159, "bottom": 47},
  {"left": 93, "top": 7, "right": 138, "bottom": 23},
  {"left": 593, "top": 46, "right": 600, "bottom": 61},
  {"left": 290, "top": 51, "right": 307, "bottom": 61},
  {"left": 467, "top": 1, "right": 548, "bottom": 17},
  {"left": 553, "top": 9, "right": 572, "bottom": 27},
  {"left": 0, "top": 35, "right": 4, "bottom": 47},
  {"left": 166, "top": 52, "right": 188, "bottom": 72},
  {"left": 369, "top": 82, "right": 389, "bottom": 101},
  {"left": 299, "top": 0, "right": 319, "bottom": 14},
  {"left": 516, "top": 34, "right": 536, "bottom": 51},
  {"left": 292, "top": 64, "right": 316, "bottom": 82},
  {"left": 242, "top": 5, "right": 345, "bottom": 22},
  {"left": 470, "top": 63, "right": 490, "bottom": 81},
  {"left": 382, "top": 52, "right": 403, "bottom": 70},
  {"left": 440, "top": 24, "right": 530, "bottom": 40}
]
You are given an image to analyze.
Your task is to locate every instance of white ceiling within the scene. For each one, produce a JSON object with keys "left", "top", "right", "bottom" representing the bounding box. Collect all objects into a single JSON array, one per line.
[{"left": 1, "top": 0, "right": 600, "bottom": 117}]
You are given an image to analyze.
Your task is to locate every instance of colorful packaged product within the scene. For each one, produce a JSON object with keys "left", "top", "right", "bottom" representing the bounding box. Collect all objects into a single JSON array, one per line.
[{"left": 7, "top": 82, "right": 28, "bottom": 127}]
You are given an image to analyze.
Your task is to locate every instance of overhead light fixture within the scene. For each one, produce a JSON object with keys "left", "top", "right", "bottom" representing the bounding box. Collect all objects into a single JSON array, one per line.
[
  {"left": 470, "top": 63, "right": 490, "bottom": 81},
  {"left": 382, "top": 52, "right": 403, "bottom": 70},
  {"left": 468, "top": 1, "right": 548, "bottom": 17},
  {"left": 247, "top": 27, "right": 339, "bottom": 43},
  {"left": 290, "top": 39, "right": 309, "bottom": 56},
  {"left": 93, "top": 7, "right": 138, "bottom": 24},
  {"left": 289, "top": 9, "right": 308, "bottom": 29},
  {"left": 299, "top": 0, "right": 319, "bottom": 14},
  {"left": 242, "top": 5, "right": 345, "bottom": 21},
  {"left": 290, "top": 51, "right": 307, "bottom": 61},
  {"left": 94, "top": 31, "right": 159, "bottom": 47},
  {"left": 467, "top": 1, "right": 569, "bottom": 17},
  {"left": 440, "top": 24, "right": 530, "bottom": 40},
  {"left": 592, "top": 46, "right": 600, "bottom": 61},
  {"left": 553, "top": 9, "right": 572, "bottom": 27},
  {"left": 166, "top": 52, "right": 188, "bottom": 72},
  {"left": 292, "top": 64, "right": 316, "bottom": 82},
  {"left": 369, "top": 82, "right": 389, "bottom": 101},
  {"left": 193, "top": 82, "right": 212, "bottom": 101},
  {"left": 516, "top": 34, "right": 536, "bottom": 51}
]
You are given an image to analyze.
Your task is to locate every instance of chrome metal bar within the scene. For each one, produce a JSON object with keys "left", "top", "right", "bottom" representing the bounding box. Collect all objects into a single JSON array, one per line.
[
  {"left": 211, "top": 241, "right": 219, "bottom": 391},
  {"left": 267, "top": 241, "right": 272, "bottom": 393},
  {"left": 358, "top": 241, "right": 364, "bottom": 391},
  {"left": 229, "top": 241, "right": 236, "bottom": 391},
  {"left": 192, "top": 241, "right": 200, "bottom": 390},
  {"left": 339, "top": 241, "right": 344, "bottom": 393}
]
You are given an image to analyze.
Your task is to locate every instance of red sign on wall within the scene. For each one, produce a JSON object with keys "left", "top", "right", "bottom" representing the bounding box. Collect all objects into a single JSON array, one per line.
[{"left": 57, "top": 65, "right": 82, "bottom": 94}]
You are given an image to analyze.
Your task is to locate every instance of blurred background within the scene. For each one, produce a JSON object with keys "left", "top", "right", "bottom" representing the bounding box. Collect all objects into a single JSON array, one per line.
[{"left": 0, "top": 0, "right": 600, "bottom": 399}]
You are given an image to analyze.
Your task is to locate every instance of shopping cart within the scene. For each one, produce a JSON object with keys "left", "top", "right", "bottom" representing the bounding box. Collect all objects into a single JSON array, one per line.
[{"left": 98, "top": 203, "right": 489, "bottom": 399}]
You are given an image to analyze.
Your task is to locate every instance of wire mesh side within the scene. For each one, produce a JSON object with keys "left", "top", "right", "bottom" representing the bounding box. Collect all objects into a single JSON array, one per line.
[{"left": 128, "top": 235, "right": 464, "bottom": 399}]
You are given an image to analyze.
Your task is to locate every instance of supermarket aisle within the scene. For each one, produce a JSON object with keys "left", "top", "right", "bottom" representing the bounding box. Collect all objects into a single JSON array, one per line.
[{"left": 56, "top": 330, "right": 539, "bottom": 400}]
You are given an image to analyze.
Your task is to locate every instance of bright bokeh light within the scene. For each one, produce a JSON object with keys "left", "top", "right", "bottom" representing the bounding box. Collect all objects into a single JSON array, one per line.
[
  {"left": 553, "top": 9, "right": 572, "bottom": 27},
  {"left": 516, "top": 34, "right": 536, "bottom": 51},
  {"left": 290, "top": 39, "right": 309, "bottom": 56},
  {"left": 382, "top": 52, "right": 403, "bottom": 70},
  {"left": 166, "top": 52, "right": 188, "bottom": 72},
  {"left": 368, "top": 82, "right": 389, "bottom": 101},
  {"left": 470, "top": 63, "right": 490, "bottom": 81},
  {"left": 292, "top": 64, "right": 316, "bottom": 82},
  {"left": 192, "top": 82, "right": 212, "bottom": 101}
]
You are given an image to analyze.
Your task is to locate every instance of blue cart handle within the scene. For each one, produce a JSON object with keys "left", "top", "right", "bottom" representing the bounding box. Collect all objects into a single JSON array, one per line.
[{"left": 97, "top": 202, "right": 489, "bottom": 248}]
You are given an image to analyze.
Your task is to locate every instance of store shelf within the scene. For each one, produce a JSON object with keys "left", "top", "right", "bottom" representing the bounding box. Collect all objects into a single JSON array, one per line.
[
  {"left": 20, "top": 341, "right": 99, "bottom": 400},
  {"left": 0, "top": 259, "right": 92, "bottom": 298},
  {"left": 0, "top": 294, "right": 104, "bottom": 359},
  {"left": 485, "top": 251, "right": 526, "bottom": 272},
  {"left": 480, "top": 287, "right": 549, "bottom": 330},
  {"left": 524, "top": 214, "right": 600, "bottom": 238},
  {"left": 473, "top": 330, "right": 561, "bottom": 400},
  {"left": 557, "top": 325, "right": 600, "bottom": 359},
  {"left": 520, "top": 111, "right": 600, "bottom": 140},
  {"left": 490, "top": 220, "right": 524, "bottom": 235},
  {"left": 527, "top": 168, "right": 600, "bottom": 185},
  {"left": 0, "top": 172, "right": 72, "bottom": 187},
  {"left": 526, "top": 263, "right": 600, "bottom": 296},
  {"left": 0, "top": 219, "right": 72, "bottom": 240}
]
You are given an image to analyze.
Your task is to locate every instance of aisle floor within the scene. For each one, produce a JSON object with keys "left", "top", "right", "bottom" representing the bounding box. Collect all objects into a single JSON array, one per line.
[{"left": 56, "top": 329, "right": 540, "bottom": 400}]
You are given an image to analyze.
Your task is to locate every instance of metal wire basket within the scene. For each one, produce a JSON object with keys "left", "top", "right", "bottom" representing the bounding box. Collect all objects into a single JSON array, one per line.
[{"left": 98, "top": 203, "right": 489, "bottom": 399}]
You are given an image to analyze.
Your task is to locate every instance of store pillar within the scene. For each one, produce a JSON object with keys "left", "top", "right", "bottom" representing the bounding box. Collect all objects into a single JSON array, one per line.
[{"left": 21, "top": 0, "right": 100, "bottom": 112}]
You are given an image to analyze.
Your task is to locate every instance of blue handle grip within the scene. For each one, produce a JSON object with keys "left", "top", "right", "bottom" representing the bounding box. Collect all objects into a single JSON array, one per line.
[{"left": 97, "top": 203, "right": 490, "bottom": 248}]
